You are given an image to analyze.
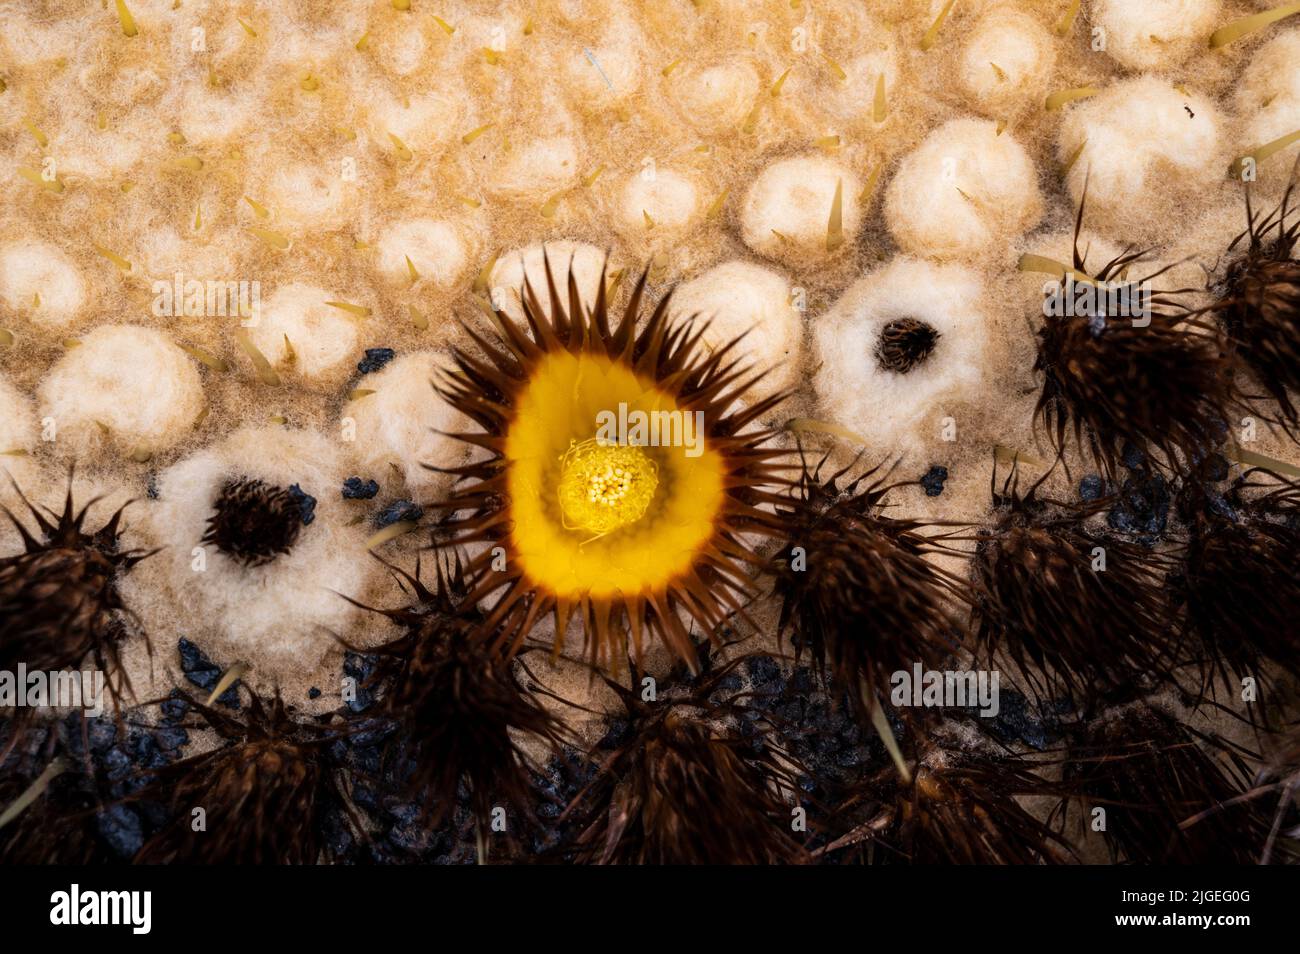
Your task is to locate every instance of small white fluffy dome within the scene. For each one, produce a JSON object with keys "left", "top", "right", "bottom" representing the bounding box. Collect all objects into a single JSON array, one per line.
[
  {"left": 561, "top": 22, "right": 644, "bottom": 109},
  {"left": 1058, "top": 79, "right": 1223, "bottom": 241},
  {"left": 489, "top": 135, "right": 581, "bottom": 199},
  {"left": 959, "top": 7, "right": 1055, "bottom": 115},
  {"left": 489, "top": 241, "right": 610, "bottom": 322},
  {"left": 366, "top": 90, "right": 463, "bottom": 156},
  {"left": 1236, "top": 30, "right": 1300, "bottom": 184},
  {"left": 38, "top": 325, "right": 205, "bottom": 455},
  {"left": 264, "top": 161, "right": 352, "bottom": 230},
  {"left": 741, "top": 155, "right": 863, "bottom": 262},
  {"left": 670, "top": 261, "right": 802, "bottom": 399},
  {"left": 344, "top": 351, "right": 471, "bottom": 500},
  {"left": 0, "top": 240, "right": 86, "bottom": 328},
  {"left": 669, "top": 59, "right": 760, "bottom": 135},
  {"left": 375, "top": 219, "right": 471, "bottom": 289},
  {"left": 615, "top": 168, "right": 702, "bottom": 239},
  {"left": 373, "top": 21, "right": 429, "bottom": 76},
  {"left": 127, "top": 426, "right": 377, "bottom": 679},
  {"left": 813, "top": 258, "right": 991, "bottom": 458},
  {"left": 886, "top": 118, "right": 1042, "bottom": 261},
  {"left": 778, "top": 12, "right": 899, "bottom": 127},
  {"left": 249, "top": 283, "right": 362, "bottom": 381},
  {"left": 1092, "top": 0, "right": 1221, "bottom": 71},
  {"left": 1242, "top": 98, "right": 1300, "bottom": 181},
  {"left": 1236, "top": 30, "right": 1300, "bottom": 111}
]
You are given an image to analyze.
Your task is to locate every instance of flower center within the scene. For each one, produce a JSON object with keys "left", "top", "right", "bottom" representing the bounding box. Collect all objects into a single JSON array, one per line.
[{"left": 558, "top": 439, "right": 659, "bottom": 537}]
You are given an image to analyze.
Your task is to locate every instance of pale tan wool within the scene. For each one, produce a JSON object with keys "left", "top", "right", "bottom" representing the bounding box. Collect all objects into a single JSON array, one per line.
[
  {"left": 1236, "top": 29, "right": 1300, "bottom": 109},
  {"left": 614, "top": 167, "right": 703, "bottom": 240},
  {"left": 958, "top": 6, "right": 1055, "bottom": 116},
  {"left": 559, "top": 17, "right": 646, "bottom": 111},
  {"left": 886, "top": 118, "right": 1043, "bottom": 262},
  {"left": 135, "top": 224, "right": 239, "bottom": 285},
  {"left": 0, "top": 240, "right": 87, "bottom": 328},
  {"left": 260, "top": 159, "right": 356, "bottom": 232},
  {"left": 670, "top": 261, "right": 802, "bottom": 400},
  {"left": 778, "top": 8, "right": 901, "bottom": 128},
  {"left": 489, "top": 241, "right": 611, "bottom": 323},
  {"left": 1057, "top": 78, "right": 1225, "bottom": 243},
  {"left": 343, "top": 351, "right": 471, "bottom": 502},
  {"left": 126, "top": 426, "right": 378, "bottom": 681},
  {"left": 1235, "top": 30, "right": 1300, "bottom": 186},
  {"left": 1091, "top": 0, "right": 1221, "bottom": 71},
  {"left": 813, "top": 257, "right": 992, "bottom": 462},
  {"left": 374, "top": 219, "right": 472, "bottom": 289},
  {"left": 741, "top": 155, "right": 863, "bottom": 262},
  {"left": 0, "top": 374, "right": 39, "bottom": 510},
  {"left": 364, "top": 88, "right": 465, "bottom": 156},
  {"left": 166, "top": 80, "right": 259, "bottom": 147},
  {"left": 37, "top": 325, "right": 205, "bottom": 456},
  {"left": 488, "top": 134, "right": 582, "bottom": 200},
  {"left": 667, "top": 58, "right": 761, "bottom": 135},
  {"left": 247, "top": 282, "right": 361, "bottom": 383}
]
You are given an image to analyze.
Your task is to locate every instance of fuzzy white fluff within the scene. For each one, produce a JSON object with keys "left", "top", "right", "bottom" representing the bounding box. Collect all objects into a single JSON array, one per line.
[
  {"left": 262, "top": 161, "right": 354, "bottom": 231},
  {"left": 1058, "top": 78, "right": 1223, "bottom": 242},
  {"left": 741, "top": 155, "right": 862, "bottom": 261},
  {"left": 344, "top": 351, "right": 471, "bottom": 500},
  {"left": 669, "top": 59, "right": 760, "bottom": 134},
  {"left": 670, "top": 261, "right": 802, "bottom": 399},
  {"left": 375, "top": 219, "right": 471, "bottom": 289},
  {"left": 959, "top": 7, "right": 1055, "bottom": 115},
  {"left": 489, "top": 240, "right": 612, "bottom": 323},
  {"left": 886, "top": 118, "right": 1042, "bottom": 261},
  {"left": 248, "top": 282, "right": 361, "bottom": 381},
  {"left": 1236, "top": 30, "right": 1300, "bottom": 183},
  {"left": 365, "top": 89, "right": 463, "bottom": 156},
  {"left": 135, "top": 225, "right": 239, "bottom": 284},
  {"left": 488, "top": 134, "right": 582, "bottom": 199},
  {"left": 0, "top": 240, "right": 86, "bottom": 328},
  {"left": 128, "top": 426, "right": 378, "bottom": 679},
  {"left": 561, "top": 20, "right": 645, "bottom": 109},
  {"left": 1237, "top": 30, "right": 1300, "bottom": 110},
  {"left": 615, "top": 168, "right": 702, "bottom": 239},
  {"left": 1092, "top": 0, "right": 1221, "bottom": 71},
  {"left": 813, "top": 257, "right": 991, "bottom": 458},
  {"left": 38, "top": 325, "right": 205, "bottom": 455}
]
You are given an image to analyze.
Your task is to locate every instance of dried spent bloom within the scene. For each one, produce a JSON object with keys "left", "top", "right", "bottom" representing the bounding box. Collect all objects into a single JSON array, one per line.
[
  {"left": 345, "top": 556, "right": 564, "bottom": 828},
  {"left": 1, "top": 479, "right": 151, "bottom": 706},
  {"left": 969, "top": 465, "right": 1181, "bottom": 708},
  {"left": 772, "top": 454, "right": 966, "bottom": 706},
  {"left": 556, "top": 657, "right": 809, "bottom": 864}
]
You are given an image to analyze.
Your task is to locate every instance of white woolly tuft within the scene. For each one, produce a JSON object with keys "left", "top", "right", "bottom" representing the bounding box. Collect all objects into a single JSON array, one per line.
[
  {"left": 344, "top": 351, "right": 471, "bottom": 501},
  {"left": 886, "top": 118, "right": 1043, "bottom": 261},
  {"left": 813, "top": 257, "right": 992, "bottom": 460},
  {"left": 38, "top": 325, "right": 205, "bottom": 455},
  {"left": 670, "top": 260, "right": 802, "bottom": 400}
]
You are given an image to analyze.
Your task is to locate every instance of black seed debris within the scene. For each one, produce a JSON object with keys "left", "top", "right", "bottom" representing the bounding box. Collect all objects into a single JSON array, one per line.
[
  {"left": 343, "top": 477, "right": 380, "bottom": 499},
  {"left": 920, "top": 465, "right": 948, "bottom": 497},
  {"left": 177, "top": 638, "right": 241, "bottom": 708},
  {"left": 288, "top": 483, "right": 317, "bottom": 525},
  {"left": 375, "top": 499, "right": 423, "bottom": 528},
  {"left": 358, "top": 348, "right": 396, "bottom": 374}
]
